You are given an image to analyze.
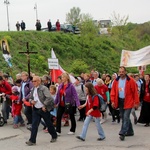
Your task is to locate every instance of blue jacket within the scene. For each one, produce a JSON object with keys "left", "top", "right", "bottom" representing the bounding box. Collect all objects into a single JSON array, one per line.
[{"left": 55, "top": 82, "right": 80, "bottom": 107}]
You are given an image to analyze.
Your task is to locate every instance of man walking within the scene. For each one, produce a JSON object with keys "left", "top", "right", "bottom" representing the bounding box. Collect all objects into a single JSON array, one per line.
[
  {"left": 26, "top": 76, "right": 57, "bottom": 146},
  {"left": 110, "top": 66, "right": 139, "bottom": 141}
]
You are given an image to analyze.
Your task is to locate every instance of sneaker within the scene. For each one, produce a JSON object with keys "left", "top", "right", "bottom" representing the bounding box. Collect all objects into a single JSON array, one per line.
[
  {"left": 97, "top": 137, "right": 106, "bottom": 141},
  {"left": 76, "top": 136, "right": 85, "bottom": 141},
  {"left": 50, "top": 138, "right": 57, "bottom": 143},
  {"left": 56, "top": 132, "right": 61, "bottom": 136},
  {"left": 25, "top": 141, "right": 36, "bottom": 146},
  {"left": 119, "top": 135, "right": 125, "bottom": 141},
  {"left": 67, "top": 131, "right": 75, "bottom": 135},
  {"left": 13, "top": 124, "right": 19, "bottom": 129}
]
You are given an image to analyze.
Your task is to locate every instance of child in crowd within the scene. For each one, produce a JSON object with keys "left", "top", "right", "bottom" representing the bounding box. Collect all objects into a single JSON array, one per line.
[
  {"left": 43, "top": 85, "right": 57, "bottom": 132},
  {"left": 76, "top": 82, "right": 105, "bottom": 141},
  {"left": 9, "top": 86, "right": 24, "bottom": 128},
  {"left": 50, "top": 85, "right": 57, "bottom": 126}
]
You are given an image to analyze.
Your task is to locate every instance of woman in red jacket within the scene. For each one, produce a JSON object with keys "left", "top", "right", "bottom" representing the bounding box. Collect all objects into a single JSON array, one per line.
[{"left": 76, "top": 82, "right": 105, "bottom": 141}]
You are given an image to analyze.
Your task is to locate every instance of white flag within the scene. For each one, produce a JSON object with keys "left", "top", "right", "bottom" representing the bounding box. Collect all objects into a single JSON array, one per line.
[{"left": 50, "top": 48, "right": 76, "bottom": 83}]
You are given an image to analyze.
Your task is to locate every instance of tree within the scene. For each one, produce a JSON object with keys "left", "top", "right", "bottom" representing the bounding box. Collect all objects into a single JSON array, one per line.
[
  {"left": 111, "top": 12, "right": 129, "bottom": 37},
  {"left": 111, "top": 11, "right": 129, "bottom": 26},
  {"left": 79, "top": 13, "right": 98, "bottom": 35},
  {"left": 66, "top": 7, "right": 81, "bottom": 25}
]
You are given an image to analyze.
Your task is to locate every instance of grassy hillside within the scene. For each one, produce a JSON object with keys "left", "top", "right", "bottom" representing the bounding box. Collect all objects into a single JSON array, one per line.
[{"left": 0, "top": 22, "right": 150, "bottom": 77}]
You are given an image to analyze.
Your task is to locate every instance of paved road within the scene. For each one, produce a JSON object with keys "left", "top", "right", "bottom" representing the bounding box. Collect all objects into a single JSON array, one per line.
[{"left": 0, "top": 108, "right": 149, "bottom": 150}]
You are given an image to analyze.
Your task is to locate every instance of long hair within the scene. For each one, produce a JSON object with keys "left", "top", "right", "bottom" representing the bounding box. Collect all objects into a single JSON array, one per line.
[
  {"left": 85, "top": 82, "right": 97, "bottom": 97},
  {"left": 61, "top": 72, "right": 71, "bottom": 83}
]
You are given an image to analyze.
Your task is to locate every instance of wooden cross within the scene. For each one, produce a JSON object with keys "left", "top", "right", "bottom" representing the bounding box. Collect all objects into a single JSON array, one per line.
[{"left": 19, "top": 42, "right": 38, "bottom": 78}]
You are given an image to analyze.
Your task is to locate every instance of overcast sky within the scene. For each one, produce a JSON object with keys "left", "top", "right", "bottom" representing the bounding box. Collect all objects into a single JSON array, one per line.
[{"left": 0, "top": 0, "right": 150, "bottom": 31}]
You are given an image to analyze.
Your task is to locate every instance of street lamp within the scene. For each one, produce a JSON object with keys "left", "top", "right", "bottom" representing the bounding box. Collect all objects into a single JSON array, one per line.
[
  {"left": 4, "top": 0, "right": 10, "bottom": 31},
  {"left": 34, "top": 3, "right": 38, "bottom": 21}
]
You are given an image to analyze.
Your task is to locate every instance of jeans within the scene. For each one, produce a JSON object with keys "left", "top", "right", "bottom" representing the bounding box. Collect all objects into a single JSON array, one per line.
[
  {"left": 14, "top": 115, "right": 24, "bottom": 124},
  {"left": 29, "top": 107, "right": 57, "bottom": 143},
  {"left": 119, "top": 98, "right": 134, "bottom": 135},
  {"left": 80, "top": 115, "right": 105, "bottom": 140},
  {"left": 56, "top": 105, "right": 76, "bottom": 133}
]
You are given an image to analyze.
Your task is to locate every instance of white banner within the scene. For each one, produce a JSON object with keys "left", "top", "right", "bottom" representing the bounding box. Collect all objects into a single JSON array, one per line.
[
  {"left": 48, "top": 58, "right": 59, "bottom": 69},
  {"left": 120, "top": 45, "right": 150, "bottom": 67}
]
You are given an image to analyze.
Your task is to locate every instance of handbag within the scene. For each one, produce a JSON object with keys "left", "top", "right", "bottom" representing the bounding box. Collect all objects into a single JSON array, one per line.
[{"left": 65, "top": 103, "right": 72, "bottom": 114}]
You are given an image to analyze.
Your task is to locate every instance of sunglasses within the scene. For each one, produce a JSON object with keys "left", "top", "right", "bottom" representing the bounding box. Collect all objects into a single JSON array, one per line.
[{"left": 32, "top": 80, "right": 37, "bottom": 82}]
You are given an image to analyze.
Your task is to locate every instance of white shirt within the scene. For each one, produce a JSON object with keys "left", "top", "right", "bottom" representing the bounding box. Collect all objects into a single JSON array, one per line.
[{"left": 33, "top": 87, "right": 44, "bottom": 108}]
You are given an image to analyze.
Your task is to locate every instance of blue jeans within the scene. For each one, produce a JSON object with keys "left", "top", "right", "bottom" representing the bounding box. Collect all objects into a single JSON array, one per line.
[
  {"left": 29, "top": 107, "right": 57, "bottom": 143},
  {"left": 14, "top": 115, "right": 24, "bottom": 125},
  {"left": 119, "top": 99, "right": 134, "bottom": 135},
  {"left": 80, "top": 115, "right": 105, "bottom": 140}
]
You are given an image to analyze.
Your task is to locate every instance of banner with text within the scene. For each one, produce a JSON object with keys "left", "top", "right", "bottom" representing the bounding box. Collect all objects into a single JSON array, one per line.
[
  {"left": 120, "top": 45, "right": 150, "bottom": 67},
  {"left": 48, "top": 58, "right": 59, "bottom": 69}
]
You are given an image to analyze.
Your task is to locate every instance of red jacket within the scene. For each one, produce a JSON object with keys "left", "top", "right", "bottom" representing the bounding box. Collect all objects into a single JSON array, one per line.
[
  {"left": 86, "top": 95, "right": 101, "bottom": 117},
  {"left": 110, "top": 75, "right": 139, "bottom": 109},
  {"left": 0, "top": 80, "right": 12, "bottom": 95},
  {"left": 10, "top": 94, "right": 22, "bottom": 116}
]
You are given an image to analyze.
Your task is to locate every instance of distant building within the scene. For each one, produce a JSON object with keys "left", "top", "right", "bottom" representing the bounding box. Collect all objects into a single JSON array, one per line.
[
  {"left": 99, "top": 20, "right": 111, "bottom": 34},
  {"left": 99, "top": 20, "right": 111, "bottom": 28}
]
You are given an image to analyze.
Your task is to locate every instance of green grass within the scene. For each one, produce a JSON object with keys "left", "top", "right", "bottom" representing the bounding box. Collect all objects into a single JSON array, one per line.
[{"left": 0, "top": 22, "right": 150, "bottom": 78}]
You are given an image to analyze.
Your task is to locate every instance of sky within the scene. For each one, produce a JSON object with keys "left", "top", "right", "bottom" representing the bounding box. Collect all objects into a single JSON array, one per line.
[{"left": 0, "top": 0, "right": 150, "bottom": 31}]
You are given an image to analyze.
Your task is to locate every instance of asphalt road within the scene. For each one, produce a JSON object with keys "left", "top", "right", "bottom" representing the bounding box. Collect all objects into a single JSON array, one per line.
[{"left": 0, "top": 108, "right": 149, "bottom": 150}]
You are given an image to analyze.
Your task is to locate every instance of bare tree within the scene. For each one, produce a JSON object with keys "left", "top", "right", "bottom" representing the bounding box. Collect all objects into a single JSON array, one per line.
[
  {"left": 111, "top": 12, "right": 129, "bottom": 37},
  {"left": 111, "top": 11, "right": 129, "bottom": 26}
]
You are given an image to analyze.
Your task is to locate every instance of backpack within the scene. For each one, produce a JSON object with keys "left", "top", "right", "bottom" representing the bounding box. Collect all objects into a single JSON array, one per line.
[{"left": 92, "top": 94, "right": 107, "bottom": 112}]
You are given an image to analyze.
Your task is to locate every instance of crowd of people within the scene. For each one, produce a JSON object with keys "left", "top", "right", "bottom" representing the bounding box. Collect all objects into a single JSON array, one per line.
[
  {"left": 15, "top": 19, "right": 61, "bottom": 31},
  {"left": 0, "top": 66, "right": 150, "bottom": 146}
]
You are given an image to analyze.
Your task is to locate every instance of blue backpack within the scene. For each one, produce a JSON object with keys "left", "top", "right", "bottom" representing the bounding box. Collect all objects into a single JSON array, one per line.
[{"left": 92, "top": 94, "right": 107, "bottom": 112}]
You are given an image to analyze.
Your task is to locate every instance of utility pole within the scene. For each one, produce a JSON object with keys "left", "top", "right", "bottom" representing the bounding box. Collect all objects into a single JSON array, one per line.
[
  {"left": 34, "top": 3, "right": 38, "bottom": 21},
  {"left": 4, "top": 0, "right": 10, "bottom": 31}
]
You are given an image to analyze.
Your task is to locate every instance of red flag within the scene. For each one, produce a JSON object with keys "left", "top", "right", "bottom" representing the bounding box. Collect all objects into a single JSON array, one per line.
[
  {"left": 51, "top": 68, "right": 63, "bottom": 83},
  {"left": 51, "top": 49, "right": 64, "bottom": 83}
]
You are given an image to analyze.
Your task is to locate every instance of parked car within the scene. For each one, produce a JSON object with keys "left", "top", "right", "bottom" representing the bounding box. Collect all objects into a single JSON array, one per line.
[
  {"left": 41, "top": 24, "right": 80, "bottom": 34},
  {"left": 41, "top": 24, "right": 65, "bottom": 32},
  {"left": 64, "top": 24, "right": 81, "bottom": 34}
]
